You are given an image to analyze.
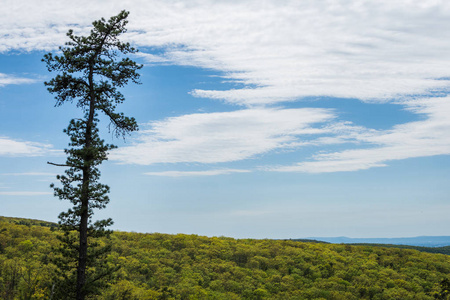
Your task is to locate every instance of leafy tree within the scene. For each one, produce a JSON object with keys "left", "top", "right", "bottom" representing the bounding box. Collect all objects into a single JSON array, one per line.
[
  {"left": 42, "top": 10, "right": 142, "bottom": 300},
  {"left": 435, "top": 278, "right": 450, "bottom": 299}
]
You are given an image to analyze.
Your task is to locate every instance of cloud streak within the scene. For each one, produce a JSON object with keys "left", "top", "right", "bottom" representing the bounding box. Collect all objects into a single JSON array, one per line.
[
  {"left": 111, "top": 108, "right": 334, "bottom": 165},
  {"left": 3, "top": 1, "right": 450, "bottom": 173},
  {"left": 0, "top": 73, "right": 36, "bottom": 87},
  {"left": 3, "top": 1, "right": 450, "bottom": 104},
  {"left": 144, "top": 169, "right": 250, "bottom": 177},
  {"left": 132, "top": 0, "right": 450, "bottom": 105},
  {"left": 271, "top": 96, "right": 450, "bottom": 173},
  {"left": 0, "top": 191, "right": 52, "bottom": 196},
  {"left": 0, "top": 137, "right": 53, "bottom": 157},
  {"left": 1, "top": 172, "right": 56, "bottom": 176}
]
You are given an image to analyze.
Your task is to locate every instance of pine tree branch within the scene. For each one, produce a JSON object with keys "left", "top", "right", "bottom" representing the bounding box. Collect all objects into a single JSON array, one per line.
[{"left": 47, "top": 161, "right": 70, "bottom": 167}]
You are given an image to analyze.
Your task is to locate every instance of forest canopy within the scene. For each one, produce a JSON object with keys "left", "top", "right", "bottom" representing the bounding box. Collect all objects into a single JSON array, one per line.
[{"left": 1, "top": 216, "right": 449, "bottom": 299}]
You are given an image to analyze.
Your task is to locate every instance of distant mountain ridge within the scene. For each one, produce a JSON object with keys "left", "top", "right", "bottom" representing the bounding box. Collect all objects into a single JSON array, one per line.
[{"left": 305, "top": 236, "right": 450, "bottom": 247}]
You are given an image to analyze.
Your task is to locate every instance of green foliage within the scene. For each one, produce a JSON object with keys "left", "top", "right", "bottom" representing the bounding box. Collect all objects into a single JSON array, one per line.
[
  {"left": 350, "top": 243, "right": 450, "bottom": 256},
  {"left": 434, "top": 278, "right": 450, "bottom": 299},
  {"left": 1, "top": 217, "right": 450, "bottom": 299},
  {"left": 0, "top": 216, "right": 58, "bottom": 229}
]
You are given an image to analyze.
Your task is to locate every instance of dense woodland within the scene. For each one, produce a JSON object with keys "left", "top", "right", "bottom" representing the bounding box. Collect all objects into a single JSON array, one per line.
[{"left": 1, "top": 216, "right": 450, "bottom": 299}]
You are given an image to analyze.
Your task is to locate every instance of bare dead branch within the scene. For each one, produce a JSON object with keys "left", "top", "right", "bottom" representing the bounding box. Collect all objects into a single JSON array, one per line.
[{"left": 47, "top": 161, "right": 70, "bottom": 167}]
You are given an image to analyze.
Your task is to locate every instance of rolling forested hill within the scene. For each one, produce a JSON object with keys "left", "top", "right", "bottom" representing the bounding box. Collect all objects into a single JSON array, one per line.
[
  {"left": 1, "top": 216, "right": 449, "bottom": 299},
  {"left": 305, "top": 236, "right": 450, "bottom": 247},
  {"left": 290, "top": 237, "right": 450, "bottom": 256}
]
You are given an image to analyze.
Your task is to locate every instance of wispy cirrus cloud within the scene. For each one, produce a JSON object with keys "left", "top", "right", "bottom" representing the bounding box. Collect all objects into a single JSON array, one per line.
[
  {"left": 1, "top": 172, "right": 56, "bottom": 176},
  {"left": 231, "top": 210, "right": 270, "bottom": 217},
  {"left": 270, "top": 96, "right": 450, "bottom": 173},
  {"left": 144, "top": 169, "right": 250, "bottom": 177},
  {"left": 0, "top": 137, "right": 53, "bottom": 157},
  {"left": 110, "top": 108, "right": 334, "bottom": 165},
  {"left": 131, "top": 0, "right": 450, "bottom": 106},
  {"left": 0, "top": 73, "right": 36, "bottom": 87},
  {"left": 3, "top": 0, "right": 450, "bottom": 173},
  {"left": 3, "top": 1, "right": 450, "bottom": 104},
  {"left": 0, "top": 191, "right": 52, "bottom": 196}
]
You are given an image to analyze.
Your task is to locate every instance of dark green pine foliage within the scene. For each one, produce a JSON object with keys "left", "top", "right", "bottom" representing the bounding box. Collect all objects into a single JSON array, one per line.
[{"left": 42, "top": 11, "right": 142, "bottom": 300}]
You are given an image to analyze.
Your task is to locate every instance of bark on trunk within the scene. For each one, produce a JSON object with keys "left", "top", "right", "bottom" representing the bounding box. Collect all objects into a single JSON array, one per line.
[{"left": 76, "top": 64, "right": 96, "bottom": 300}]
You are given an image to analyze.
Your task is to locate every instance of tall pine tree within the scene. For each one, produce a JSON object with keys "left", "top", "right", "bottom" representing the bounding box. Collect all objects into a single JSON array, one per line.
[{"left": 43, "top": 11, "right": 141, "bottom": 299}]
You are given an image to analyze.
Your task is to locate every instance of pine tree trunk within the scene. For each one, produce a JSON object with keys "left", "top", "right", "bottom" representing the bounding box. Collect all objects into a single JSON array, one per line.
[
  {"left": 76, "top": 182, "right": 89, "bottom": 300},
  {"left": 76, "top": 65, "right": 96, "bottom": 300}
]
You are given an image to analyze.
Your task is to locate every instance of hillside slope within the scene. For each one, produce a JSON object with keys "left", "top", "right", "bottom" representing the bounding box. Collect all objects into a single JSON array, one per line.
[
  {"left": 306, "top": 236, "right": 450, "bottom": 247},
  {"left": 1, "top": 216, "right": 449, "bottom": 299}
]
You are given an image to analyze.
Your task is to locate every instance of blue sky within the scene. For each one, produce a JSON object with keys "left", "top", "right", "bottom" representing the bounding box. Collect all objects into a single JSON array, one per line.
[{"left": 1, "top": 0, "right": 450, "bottom": 238}]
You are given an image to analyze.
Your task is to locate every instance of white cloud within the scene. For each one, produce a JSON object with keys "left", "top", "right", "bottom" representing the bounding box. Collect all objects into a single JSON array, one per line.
[
  {"left": 131, "top": 0, "right": 450, "bottom": 105},
  {"left": 0, "top": 191, "right": 52, "bottom": 196},
  {"left": 2, "top": 1, "right": 450, "bottom": 104},
  {"left": 0, "top": 137, "right": 53, "bottom": 157},
  {"left": 3, "top": 0, "right": 450, "bottom": 172},
  {"left": 231, "top": 210, "right": 270, "bottom": 217},
  {"left": 271, "top": 96, "right": 450, "bottom": 173},
  {"left": 0, "top": 73, "right": 36, "bottom": 87},
  {"left": 111, "top": 108, "right": 334, "bottom": 165},
  {"left": 144, "top": 169, "right": 250, "bottom": 177},
  {"left": 135, "top": 52, "right": 170, "bottom": 64},
  {"left": 1, "top": 172, "right": 56, "bottom": 176}
]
